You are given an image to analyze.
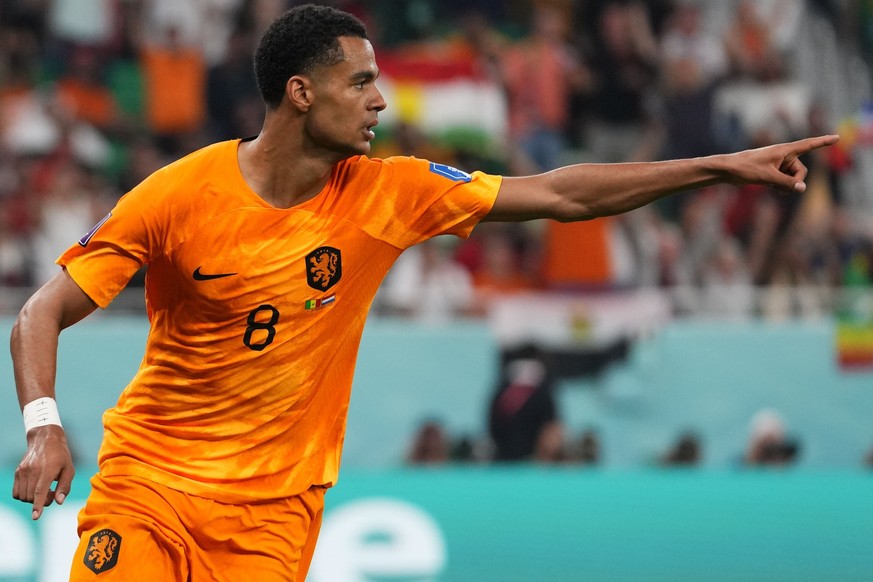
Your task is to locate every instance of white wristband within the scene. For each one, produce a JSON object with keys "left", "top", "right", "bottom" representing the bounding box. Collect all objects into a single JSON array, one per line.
[{"left": 23, "top": 397, "right": 63, "bottom": 434}]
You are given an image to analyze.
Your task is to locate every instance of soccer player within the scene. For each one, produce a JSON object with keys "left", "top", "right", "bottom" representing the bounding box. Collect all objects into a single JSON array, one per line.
[{"left": 10, "top": 4, "right": 838, "bottom": 581}]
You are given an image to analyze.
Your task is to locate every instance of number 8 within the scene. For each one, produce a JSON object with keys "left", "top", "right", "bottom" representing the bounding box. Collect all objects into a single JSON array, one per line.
[{"left": 244, "top": 304, "right": 280, "bottom": 351}]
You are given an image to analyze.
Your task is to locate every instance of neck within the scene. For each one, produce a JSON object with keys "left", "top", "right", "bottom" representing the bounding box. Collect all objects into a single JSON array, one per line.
[{"left": 237, "top": 117, "right": 342, "bottom": 209}]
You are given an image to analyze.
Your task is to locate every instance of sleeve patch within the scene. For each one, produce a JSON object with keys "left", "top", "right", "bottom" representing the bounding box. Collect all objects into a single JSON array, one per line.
[
  {"left": 78, "top": 212, "right": 112, "bottom": 247},
  {"left": 429, "top": 162, "right": 472, "bottom": 183}
]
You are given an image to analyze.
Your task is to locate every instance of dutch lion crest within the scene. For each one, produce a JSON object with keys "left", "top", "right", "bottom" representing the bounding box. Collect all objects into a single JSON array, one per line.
[
  {"left": 306, "top": 246, "right": 342, "bottom": 291},
  {"left": 83, "top": 528, "right": 122, "bottom": 574}
]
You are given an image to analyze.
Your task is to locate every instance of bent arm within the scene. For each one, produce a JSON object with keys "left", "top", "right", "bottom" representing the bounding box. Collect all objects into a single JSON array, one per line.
[
  {"left": 484, "top": 135, "right": 840, "bottom": 222},
  {"left": 11, "top": 268, "right": 97, "bottom": 519},
  {"left": 12, "top": 268, "right": 98, "bottom": 407}
]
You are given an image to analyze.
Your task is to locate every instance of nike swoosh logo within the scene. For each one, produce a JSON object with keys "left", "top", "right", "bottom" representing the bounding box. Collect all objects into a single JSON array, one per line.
[{"left": 193, "top": 267, "right": 237, "bottom": 281}]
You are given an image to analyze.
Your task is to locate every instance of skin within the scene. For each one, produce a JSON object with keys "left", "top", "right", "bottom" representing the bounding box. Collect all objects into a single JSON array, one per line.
[{"left": 11, "top": 34, "right": 839, "bottom": 520}]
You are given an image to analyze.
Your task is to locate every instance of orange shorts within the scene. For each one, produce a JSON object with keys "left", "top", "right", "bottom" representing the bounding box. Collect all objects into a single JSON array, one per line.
[{"left": 69, "top": 473, "right": 325, "bottom": 581}]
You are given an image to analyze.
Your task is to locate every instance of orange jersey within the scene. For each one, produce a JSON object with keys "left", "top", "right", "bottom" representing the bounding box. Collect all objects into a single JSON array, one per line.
[{"left": 59, "top": 139, "right": 500, "bottom": 502}]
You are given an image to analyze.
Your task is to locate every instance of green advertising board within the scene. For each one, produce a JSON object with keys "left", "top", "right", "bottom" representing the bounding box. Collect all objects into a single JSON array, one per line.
[{"left": 0, "top": 468, "right": 870, "bottom": 581}]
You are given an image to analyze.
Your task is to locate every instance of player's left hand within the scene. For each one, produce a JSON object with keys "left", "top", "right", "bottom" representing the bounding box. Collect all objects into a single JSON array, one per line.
[{"left": 725, "top": 134, "right": 840, "bottom": 193}]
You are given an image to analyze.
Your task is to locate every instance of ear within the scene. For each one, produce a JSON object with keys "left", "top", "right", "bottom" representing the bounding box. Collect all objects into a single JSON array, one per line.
[{"left": 285, "top": 75, "right": 312, "bottom": 112}]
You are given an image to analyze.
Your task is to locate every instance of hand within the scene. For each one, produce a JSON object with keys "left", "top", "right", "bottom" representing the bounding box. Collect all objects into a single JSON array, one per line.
[
  {"left": 12, "top": 425, "right": 76, "bottom": 520},
  {"left": 726, "top": 134, "right": 840, "bottom": 193}
]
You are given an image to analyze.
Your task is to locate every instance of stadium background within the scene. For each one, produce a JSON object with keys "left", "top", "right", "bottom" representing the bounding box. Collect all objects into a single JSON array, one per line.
[{"left": 1, "top": 0, "right": 872, "bottom": 580}]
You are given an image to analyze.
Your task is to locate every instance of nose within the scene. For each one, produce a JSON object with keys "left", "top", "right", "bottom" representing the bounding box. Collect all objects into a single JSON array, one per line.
[{"left": 370, "top": 85, "right": 387, "bottom": 112}]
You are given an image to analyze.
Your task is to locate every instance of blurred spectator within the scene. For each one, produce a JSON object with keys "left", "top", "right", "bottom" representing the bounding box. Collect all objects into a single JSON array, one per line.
[
  {"left": 0, "top": 195, "right": 30, "bottom": 287},
  {"left": 466, "top": 223, "right": 540, "bottom": 315},
  {"left": 406, "top": 418, "right": 451, "bottom": 465},
  {"left": 805, "top": 101, "right": 853, "bottom": 207},
  {"left": 140, "top": 21, "right": 207, "bottom": 156},
  {"left": 448, "top": 432, "right": 492, "bottom": 464},
  {"left": 750, "top": 0, "right": 805, "bottom": 58},
  {"left": 102, "top": 0, "right": 148, "bottom": 149},
  {"left": 533, "top": 420, "right": 567, "bottom": 463},
  {"left": 656, "top": 52, "right": 722, "bottom": 162},
  {"left": 47, "top": 0, "right": 113, "bottom": 47},
  {"left": 567, "top": 427, "right": 602, "bottom": 465},
  {"left": 832, "top": 210, "right": 873, "bottom": 292},
  {"left": 31, "top": 160, "right": 113, "bottom": 285},
  {"left": 116, "top": 135, "right": 170, "bottom": 193},
  {"left": 539, "top": 1, "right": 663, "bottom": 296},
  {"left": 499, "top": 0, "right": 589, "bottom": 173},
  {"left": 722, "top": 0, "right": 785, "bottom": 82},
  {"left": 583, "top": 1, "right": 660, "bottom": 163},
  {"left": 6, "top": 71, "right": 112, "bottom": 173},
  {"left": 488, "top": 343, "right": 562, "bottom": 462},
  {"left": 656, "top": 2, "right": 727, "bottom": 174},
  {"left": 205, "top": 23, "right": 261, "bottom": 142},
  {"left": 698, "top": 235, "right": 755, "bottom": 320},
  {"left": 660, "top": 431, "right": 702, "bottom": 466},
  {"left": 53, "top": 45, "right": 123, "bottom": 134},
  {"left": 660, "top": 2, "right": 728, "bottom": 88},
  {"left": 743, "top": 408, "right": 800, "bottom": 466},
  {"left": 451, "top": 7, "right": 506, "bottom": 86},
  {"left": 371, "top": 120, "right": 456, "bottom": 164},
  {"left": 655, "top": 222, "right": 687, "bottom": 288},
  {"left": 613, "top": 205, "right": 664, "bottom": 288},
  {"left": 144, "top": 0, "right": 245, "bottom": 66},
  {"left": 670, "top": 185, "right": 722, "bottom": 288},
  {"left": 377, "top": 237, "right": 475, "bottom": 323},
  {"left": 721, "top": 133, "right": 807, "bottom": 287}
]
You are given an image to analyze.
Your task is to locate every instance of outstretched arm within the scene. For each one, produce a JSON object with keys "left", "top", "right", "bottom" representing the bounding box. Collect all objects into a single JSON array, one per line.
[
  {"left": 484, "top": 135, "right": 840, "bottom": 222},
  {"left": 11, "top": 268, "right": 97, "bottom": 519}
]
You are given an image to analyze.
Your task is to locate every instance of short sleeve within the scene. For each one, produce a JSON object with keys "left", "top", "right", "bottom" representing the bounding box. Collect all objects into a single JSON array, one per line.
[
  {"left": 58, "top": 169, "right": 169, "bottom": 308},
  {"left": 340, "top": 156, "right": 501, "bottom": 250}
]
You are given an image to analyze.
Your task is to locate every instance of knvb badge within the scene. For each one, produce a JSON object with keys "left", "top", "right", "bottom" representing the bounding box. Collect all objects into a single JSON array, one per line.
[
  {"left": 83, "top": 528, "right": 122, "bottom": 574},
  {"left": 306, "top": 246, "right": 342, "bottom": 291}
]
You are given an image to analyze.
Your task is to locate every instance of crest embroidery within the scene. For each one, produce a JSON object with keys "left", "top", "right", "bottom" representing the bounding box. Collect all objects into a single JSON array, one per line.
[
  {"left": 306, "top": 246, "right": 342, "bottom": 291},
  {"left": 83, "top": 528, "right": 122, "bottom": 574}
]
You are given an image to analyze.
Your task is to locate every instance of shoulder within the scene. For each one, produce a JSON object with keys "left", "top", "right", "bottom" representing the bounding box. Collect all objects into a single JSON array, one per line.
[
  {"left": 116, "top": 140, "right": 242, "bottom": 226},
  {"left": 336, "top": 155, "right": 475, "bottom": 183},
  {"left": 336, "top": 154, "right": 424, "bottom": 175},
  {"left": 134, "top": 140, "right": 237, "bottom": 197},
  {"left": 161, "top": 140, "right": 237, "bottom": 176}
]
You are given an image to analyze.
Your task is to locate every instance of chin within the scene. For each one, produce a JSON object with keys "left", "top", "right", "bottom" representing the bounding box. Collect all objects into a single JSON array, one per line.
[
  {"left": 350, "top": 141, "right": 371, "bottom": 156},
  {"left": 338, "top": 138, "right": 371, "bottom": 156},
  {"left": 309, "top": 131, "right": 370, "bottom": 159}
]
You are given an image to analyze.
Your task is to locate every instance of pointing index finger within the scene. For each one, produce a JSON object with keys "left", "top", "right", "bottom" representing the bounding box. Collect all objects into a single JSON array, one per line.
[
  {"left": 31, "top": 477, "right": 52, "bottom": 520},
  {"left": 794, "top": 134, "right": 840, "bottom": 153}
]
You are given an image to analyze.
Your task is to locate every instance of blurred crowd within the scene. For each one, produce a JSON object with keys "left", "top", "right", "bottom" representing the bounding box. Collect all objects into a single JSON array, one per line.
[
  {"left": 421, "top": 339, "right": 842, "bottom": 469},
  {"left": 405, "top": 409, "right": 816, "bottom": 468},
  {"left": 407, "top": 381, "right": 873, "bottom": 470},
  {"left": 1, "top": 0, "right": 873, "bottom": 322}
]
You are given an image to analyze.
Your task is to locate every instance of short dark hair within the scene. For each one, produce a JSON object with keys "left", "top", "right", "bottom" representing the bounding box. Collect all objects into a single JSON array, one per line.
[{"left": 253, "top": 4, "right": 368, "bottom": 108}]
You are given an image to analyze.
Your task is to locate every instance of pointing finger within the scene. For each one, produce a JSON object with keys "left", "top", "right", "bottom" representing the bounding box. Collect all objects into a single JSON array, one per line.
[
  {"left": 31, "top": 478, "right": 52, "bottom": 520},
  {"left": 792, "top": 134, "right": 840, "bottom": 154}
]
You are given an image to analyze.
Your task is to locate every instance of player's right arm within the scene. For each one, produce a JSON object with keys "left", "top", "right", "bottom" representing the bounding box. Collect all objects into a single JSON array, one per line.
[{"left": 11, "top": 268, "right": 97, "bottom": 520}]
